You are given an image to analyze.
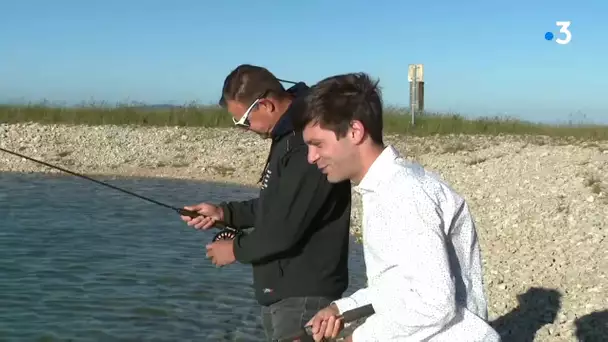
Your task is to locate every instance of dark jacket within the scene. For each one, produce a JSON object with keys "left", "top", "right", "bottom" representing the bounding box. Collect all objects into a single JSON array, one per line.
[{"left": 218, "top": 82, "right": 352, "bottom": 306}]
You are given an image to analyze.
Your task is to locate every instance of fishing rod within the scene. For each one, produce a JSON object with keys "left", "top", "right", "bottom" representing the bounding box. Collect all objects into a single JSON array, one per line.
[
  {"left": 277, "top": 78, "right": 298, "bottom": 84},
  {"left": 277, "top": 304, "right": 375, "bottom": 342},
  {"left": 0, "top": 146, "right": 241, "bottom": 242}
]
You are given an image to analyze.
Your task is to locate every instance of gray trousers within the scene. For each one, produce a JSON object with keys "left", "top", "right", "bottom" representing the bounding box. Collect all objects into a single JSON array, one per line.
[{"left": 261, "top": 296, "right": 336, "bottom": 341}]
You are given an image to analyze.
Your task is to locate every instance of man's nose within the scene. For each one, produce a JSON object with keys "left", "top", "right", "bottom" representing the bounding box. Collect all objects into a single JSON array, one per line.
[{"left": 307, "top": 147, "right": 319, "bottom": 165}]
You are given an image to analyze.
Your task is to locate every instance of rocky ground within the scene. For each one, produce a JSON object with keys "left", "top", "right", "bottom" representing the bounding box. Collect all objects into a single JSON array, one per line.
[{"left": 1, "top": 122, "right": 607, "bottom": 341}]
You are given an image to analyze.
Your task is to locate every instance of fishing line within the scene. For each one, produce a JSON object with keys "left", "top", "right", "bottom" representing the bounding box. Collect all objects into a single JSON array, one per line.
[{"left": 0, "top": 146, "right": 240, "bottom": 241}]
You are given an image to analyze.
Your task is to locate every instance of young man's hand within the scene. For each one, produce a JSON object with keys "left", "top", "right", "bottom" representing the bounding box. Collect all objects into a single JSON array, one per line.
[{"left": 306, "top": 303, "right": 344, "bottom": 341}]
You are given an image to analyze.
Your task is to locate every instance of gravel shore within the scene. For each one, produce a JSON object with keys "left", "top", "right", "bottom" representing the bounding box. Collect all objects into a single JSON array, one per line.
[{"left": 1, "top": 122, "right": 607, "bottom": 341}]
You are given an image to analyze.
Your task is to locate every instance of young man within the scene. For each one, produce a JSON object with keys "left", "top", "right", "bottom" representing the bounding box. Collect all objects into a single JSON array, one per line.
[
  {"left": 296, "top": 72, "right": 501, "bottom": 341},
  {"left": 179, "top": 64, "right": 352, "bottom": 341}
]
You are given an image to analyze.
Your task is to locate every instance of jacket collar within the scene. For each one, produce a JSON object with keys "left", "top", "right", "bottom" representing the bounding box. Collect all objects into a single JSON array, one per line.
[{"left": 270, "top": 82, "right": 309, "bottom": 140}]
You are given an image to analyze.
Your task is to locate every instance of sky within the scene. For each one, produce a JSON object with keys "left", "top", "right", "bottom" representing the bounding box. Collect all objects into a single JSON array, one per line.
[{"left": 1, "top": 0, "right": 607, "bottom": 124}]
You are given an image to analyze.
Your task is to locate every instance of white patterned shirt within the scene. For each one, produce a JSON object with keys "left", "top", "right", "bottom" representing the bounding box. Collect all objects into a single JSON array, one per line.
[{"left": 333, "top": 145, "right": 501, "bottom": 341}]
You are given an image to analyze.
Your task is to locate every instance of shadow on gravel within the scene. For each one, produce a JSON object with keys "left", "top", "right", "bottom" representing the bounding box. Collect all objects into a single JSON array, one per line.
[
  {"left": 574, "top": 310, "right": 608, "bottom": 342},
  {"left": 490, "top": 287, "right": 561, "bottom": 342}
]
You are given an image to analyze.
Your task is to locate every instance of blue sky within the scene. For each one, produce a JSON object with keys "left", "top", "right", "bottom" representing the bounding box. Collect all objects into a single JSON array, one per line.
[{"left": 1, "top": 0, "right": 606, "bottom": 124}]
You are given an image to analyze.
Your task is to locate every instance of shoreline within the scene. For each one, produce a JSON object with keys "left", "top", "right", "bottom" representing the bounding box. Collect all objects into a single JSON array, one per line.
[
  {"left": 0, "top": 167, "right": 261, "bottom": 189},
  {"left": 1, "top": 122, "right": 607, "bottom": 341}
]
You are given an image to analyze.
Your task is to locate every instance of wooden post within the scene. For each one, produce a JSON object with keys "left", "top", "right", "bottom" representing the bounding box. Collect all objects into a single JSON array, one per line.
[
  {"left": 408, "top": 64, "right": 424, "bottom": 125},
  {"left": 417, "top": 81, "right": 424, "bottom": 113}
]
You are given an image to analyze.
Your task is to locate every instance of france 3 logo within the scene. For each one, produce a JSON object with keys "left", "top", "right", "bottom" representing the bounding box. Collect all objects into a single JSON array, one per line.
[{"left": 544, "top": 21, "right": 572, "bottom": 45}]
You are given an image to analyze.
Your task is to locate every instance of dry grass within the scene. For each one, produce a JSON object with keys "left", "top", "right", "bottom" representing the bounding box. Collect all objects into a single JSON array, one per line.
[{"left": 2, "top": 102, "right": 608, "bottom": 140}]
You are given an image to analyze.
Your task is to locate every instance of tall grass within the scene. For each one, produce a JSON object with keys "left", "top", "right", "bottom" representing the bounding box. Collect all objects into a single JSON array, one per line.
[
  {"left": 381, "top": 106, "right": 608, "bottom": 140},
  {"left": 0, "top": 102, "right": 234, "bottom": 128},
  {"left": 1, "top": 102, "right": 607, "bottom": 140}
]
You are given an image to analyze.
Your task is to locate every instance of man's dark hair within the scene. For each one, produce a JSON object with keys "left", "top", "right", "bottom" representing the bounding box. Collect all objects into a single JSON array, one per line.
[
  {"left": 219, "top": 64, "right": 287, "bottom": 107},
  {"left": 297, "top": 72, "right": 383, "bottom": 145}
]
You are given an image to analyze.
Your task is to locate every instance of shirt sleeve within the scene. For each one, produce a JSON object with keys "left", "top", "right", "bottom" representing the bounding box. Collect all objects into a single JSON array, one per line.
[
  {"left": 332, "top": 288, "right": 371, "bottom": 314},
  {"left": 348, "top": 183, "right": 459, "bottom": 341}
]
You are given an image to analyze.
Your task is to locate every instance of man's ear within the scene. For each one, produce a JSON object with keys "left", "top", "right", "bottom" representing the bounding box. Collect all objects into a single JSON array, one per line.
[
  {"left": 349, "top": 120, "right": 366, "bottom": 145},
  {"left": 258, "top": 99, "right": 276, "bottom": 113}
]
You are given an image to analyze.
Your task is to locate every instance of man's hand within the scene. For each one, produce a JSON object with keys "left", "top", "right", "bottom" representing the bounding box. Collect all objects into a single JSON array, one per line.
[
  {"left": 205, "top": 240, "right": 236, "bottom": 266},
  {"left": 306, "top": 303, "right": 344, "bottom": 341},
  {"left": 180, "top": 202, "right": 224, "bottom": 230}
]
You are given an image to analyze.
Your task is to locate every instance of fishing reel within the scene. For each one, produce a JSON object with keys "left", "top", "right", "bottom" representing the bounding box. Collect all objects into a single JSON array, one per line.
[{"left": 212, "top": 227, "right": 242, "bottom": 242}]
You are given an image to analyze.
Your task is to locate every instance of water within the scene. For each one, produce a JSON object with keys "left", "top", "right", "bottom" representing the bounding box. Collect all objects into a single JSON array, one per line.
[{"left": 0, "top": 172, "right": 366, "bottom": 341}]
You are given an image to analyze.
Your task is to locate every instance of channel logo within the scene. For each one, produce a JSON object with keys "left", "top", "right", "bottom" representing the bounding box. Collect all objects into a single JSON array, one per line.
[{"left": 545, "top": 21, "right": 572, "bottom": 45}]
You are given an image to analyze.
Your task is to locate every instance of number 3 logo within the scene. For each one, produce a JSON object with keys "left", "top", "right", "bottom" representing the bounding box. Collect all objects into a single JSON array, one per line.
[{"left": 555, "top": 21, "right": 572, "bottom": 45}]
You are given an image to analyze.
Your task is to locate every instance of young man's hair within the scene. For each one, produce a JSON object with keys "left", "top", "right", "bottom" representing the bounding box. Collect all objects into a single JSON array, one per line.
[
  {"left": 219, "top": 64, "right": 287, "bottom": 107},
  {"left": 297, "top": 72, "right": 384, "bottom": 145}
]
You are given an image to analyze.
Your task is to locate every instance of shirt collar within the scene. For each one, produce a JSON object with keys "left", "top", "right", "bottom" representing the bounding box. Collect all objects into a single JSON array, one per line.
[{"left": 354, "top": 144, "right": 400, "bottom": 194}]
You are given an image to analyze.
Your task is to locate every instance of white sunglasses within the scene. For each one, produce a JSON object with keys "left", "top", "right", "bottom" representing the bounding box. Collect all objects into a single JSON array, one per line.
[{"left": 232, "top": 90, "right": 269, "bottom": 128}]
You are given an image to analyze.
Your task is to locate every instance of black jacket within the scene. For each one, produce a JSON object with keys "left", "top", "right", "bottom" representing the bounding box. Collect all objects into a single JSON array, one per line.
[{"left": 218, "top": 82, "right": 352, "bottom": 306}]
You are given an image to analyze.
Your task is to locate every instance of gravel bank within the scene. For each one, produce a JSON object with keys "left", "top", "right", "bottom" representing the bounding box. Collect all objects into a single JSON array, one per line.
[{"left": 1, "top": 122, "right": 607, "bottom": 341}]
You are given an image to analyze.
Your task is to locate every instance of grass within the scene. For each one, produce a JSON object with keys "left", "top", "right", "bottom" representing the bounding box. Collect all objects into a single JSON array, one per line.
[
  {"left": 0, "top": 102, "right": 232, "bottom": 128},
  {"left": 1, "top": 102, "right": 607, "bottom": 140}
]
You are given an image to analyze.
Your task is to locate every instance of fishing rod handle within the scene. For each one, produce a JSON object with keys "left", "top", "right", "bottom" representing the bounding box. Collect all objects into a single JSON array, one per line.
[
  {"left": 339, "top": 304, "right": 375, "bottom": 322},
  {"left": 177, "top": 209, "right": 243, "bottom": 243},
  {"left": 177, "top": 208, "right": 228, "bottom": 228},
  {"left": 279, "top": 304, "right": 375, "bottom": 342},
  {"left": 303, "top": 304, "right": 375, "bottom": 335}
]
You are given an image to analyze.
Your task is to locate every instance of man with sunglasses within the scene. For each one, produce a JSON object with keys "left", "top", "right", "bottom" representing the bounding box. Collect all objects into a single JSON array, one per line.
[{"left": 180, "top": 64, "right": 352, "bottom": 341}]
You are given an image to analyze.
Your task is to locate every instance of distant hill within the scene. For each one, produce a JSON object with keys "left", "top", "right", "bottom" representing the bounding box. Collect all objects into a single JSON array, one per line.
[
  {"left": 0, "top": 102, "right": 185, "bottom": 109},
  {"left": 122, "top": 103, "right": 210, "bottom": 111},
  {"left": 138, "top": 104, "right": 180, "bottom": 109}
]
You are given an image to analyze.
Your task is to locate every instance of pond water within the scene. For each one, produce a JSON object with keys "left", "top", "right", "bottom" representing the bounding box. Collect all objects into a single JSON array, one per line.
[{"left": 0, "top": 172, "right": 365, "bottom": 341}]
